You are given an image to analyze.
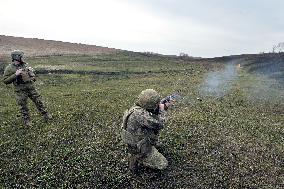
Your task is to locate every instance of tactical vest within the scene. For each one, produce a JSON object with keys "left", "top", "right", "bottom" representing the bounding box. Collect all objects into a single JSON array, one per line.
[
  {"left": 4, "top": 63, "right": 35, "bottom": 85},
  {"left": 20, "top": 69, "right": 34, "bottom": 83}
]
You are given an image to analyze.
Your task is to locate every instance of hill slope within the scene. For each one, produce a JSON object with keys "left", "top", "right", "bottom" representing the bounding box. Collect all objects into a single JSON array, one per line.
[{"left": 0, "top": 35, "right": 119, "bottom": 57}]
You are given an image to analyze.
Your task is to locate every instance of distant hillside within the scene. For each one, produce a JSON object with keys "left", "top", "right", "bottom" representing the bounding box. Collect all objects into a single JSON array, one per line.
[
  {"left": 239, "top": 53, "right": 284, "bottom": 82},
  {"left": 201, "top": 52, "right": 284, "bottom": 81},
  {"left": 0, "top": 35, "right": 120, "bottom": 57}
]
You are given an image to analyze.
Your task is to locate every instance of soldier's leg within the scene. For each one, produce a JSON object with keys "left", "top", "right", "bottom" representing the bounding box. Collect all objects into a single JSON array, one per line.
[
  {"left": 141, "top": 146, "right": 168, "bottom": 170},
  {"left": 127, "top": 145, "right": 142, "bottom": 174},
  {"left": 128, "top": 153, "right": 139, "bottom": 174},
  {"left": 28, "top": 88, "right": 50, "bottom": 119},
  {"left": 15, "top": 91, "right": 30, "bottom": 125}
]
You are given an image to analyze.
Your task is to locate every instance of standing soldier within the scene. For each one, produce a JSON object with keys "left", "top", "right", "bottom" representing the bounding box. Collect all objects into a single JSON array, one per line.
[
  {"left": 3, "top": 50, "right": 51, "bottom": 126},
  {"left": 121, "top": 89, "right": 174, "bottom": 174}
]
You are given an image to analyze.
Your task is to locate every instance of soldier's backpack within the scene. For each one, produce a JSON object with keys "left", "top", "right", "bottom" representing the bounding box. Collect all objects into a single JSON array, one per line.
[{"left": 121, "top": 106, "right": 141, "bottom": 145}]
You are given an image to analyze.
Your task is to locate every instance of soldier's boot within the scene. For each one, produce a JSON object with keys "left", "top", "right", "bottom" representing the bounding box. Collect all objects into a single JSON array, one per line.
[
  {"left": 155, "top": 139, "right": 163, "bottom": 148},
  {"left": 43, "top": 113, "right": 52, "bottom": 122},
  {"left": 129, "top": 155, "right": 139, "bottom": 174}
]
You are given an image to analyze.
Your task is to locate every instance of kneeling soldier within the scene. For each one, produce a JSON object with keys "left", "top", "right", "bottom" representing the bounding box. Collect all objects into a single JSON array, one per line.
[
  {"left": 3, "top": 50, "right": 51, "bottom": 126},
  {"left": 121, "top": 89, "right": 173, "bottom": 174}
]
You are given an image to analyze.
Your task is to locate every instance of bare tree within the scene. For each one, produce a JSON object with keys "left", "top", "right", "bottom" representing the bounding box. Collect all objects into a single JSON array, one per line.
[
  {"left": 179, "top": 52, "right": 192, "bottom": 60},
  {"left": 179, "top": 52, "right": 189, "bottom": 57},
  {"left": 272, "top": 42, "right": 284, "bottom": 53}
]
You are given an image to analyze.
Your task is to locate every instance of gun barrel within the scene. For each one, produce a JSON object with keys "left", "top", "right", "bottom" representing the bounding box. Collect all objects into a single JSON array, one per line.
[{"left": 160, "top": 93, "right": 181, "bottom": 104}]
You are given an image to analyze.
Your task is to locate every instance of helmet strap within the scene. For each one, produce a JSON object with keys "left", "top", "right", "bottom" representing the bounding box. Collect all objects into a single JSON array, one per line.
[{"left": 13, "top": 59, "right": 24, "bottom": 65}]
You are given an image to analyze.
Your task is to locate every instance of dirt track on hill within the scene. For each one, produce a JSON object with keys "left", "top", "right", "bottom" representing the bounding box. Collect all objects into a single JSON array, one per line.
[{"left": 0, "top": 35, "right": 120, "bottom": 57}]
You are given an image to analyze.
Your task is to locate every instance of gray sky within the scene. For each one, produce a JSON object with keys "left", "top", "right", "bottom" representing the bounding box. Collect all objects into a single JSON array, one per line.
[{"left": 1, "top": 0, "right": 283, "bottom": 57}]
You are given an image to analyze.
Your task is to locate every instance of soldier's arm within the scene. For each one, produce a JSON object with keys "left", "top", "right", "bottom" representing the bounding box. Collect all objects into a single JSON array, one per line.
[
  {"left": 134, "top": 110, "right": 166, "bottom": 146},
  {"left": 3, "top": 67, "right": 17, "bottom": 84},
  {"left": 135, "top": 109, "right": 165, "bottom": 130}
]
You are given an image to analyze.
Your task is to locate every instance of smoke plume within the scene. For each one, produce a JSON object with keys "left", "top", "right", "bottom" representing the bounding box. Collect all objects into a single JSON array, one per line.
[{"left": 199, "top": 60, "right": 239, "bottom": 98}]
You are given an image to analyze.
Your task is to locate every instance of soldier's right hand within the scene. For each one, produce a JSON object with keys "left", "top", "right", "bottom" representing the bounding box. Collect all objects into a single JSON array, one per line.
[{"left": 16, "top": 69, "right": 23, "bottom": 75}]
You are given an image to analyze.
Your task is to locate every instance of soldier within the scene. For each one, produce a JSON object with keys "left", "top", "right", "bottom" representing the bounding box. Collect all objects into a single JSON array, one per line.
[
  {"left": 3, "top": 50, "right": 51, "bottom": 126},
  {"left": 121, "top": 89, "right": 174, "bottom": 174}
]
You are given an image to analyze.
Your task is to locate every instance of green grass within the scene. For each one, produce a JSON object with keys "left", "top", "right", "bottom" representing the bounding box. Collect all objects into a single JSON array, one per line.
[
  {"left": 25, "top": 54, "right": 203, "bottom": 73},
  {"left": 0, "top": 53, "right": 283, "bottom": 188}
]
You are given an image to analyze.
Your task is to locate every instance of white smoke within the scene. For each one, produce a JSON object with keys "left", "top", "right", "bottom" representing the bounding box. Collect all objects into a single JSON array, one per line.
[{"left": 199, "top": 60, "right": 239, "bottom": 97}]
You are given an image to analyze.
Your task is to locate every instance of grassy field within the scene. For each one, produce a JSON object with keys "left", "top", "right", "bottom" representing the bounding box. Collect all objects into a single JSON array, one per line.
[{"left": 0, "top": 53, "right": 283, "bottom": 188}]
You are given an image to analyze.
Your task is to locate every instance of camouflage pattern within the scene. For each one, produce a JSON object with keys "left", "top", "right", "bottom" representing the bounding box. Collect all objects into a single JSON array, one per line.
[
  {"left": 121, "top": 89, "right": 168, "bottom": 171},
  {"left": 136, "top": 89, "right": 161, "bottom": 110},
  {"left": 3, "top": 59, "right": 48, "bottom": 124},
  {"left": 20, "top": 69, "right": 33, "bottom": 82},
  {"left": 15, "top": 85, "right": 48, "bottom": 121},
  {"left": 11, "top": 50, "right": 24, "bottom": 62},
  {"left": 142, "top": 146, "right": 168, "bottom": 169},
  {"left": 3, "top": 62, "right": 35, "bottom": 88}
]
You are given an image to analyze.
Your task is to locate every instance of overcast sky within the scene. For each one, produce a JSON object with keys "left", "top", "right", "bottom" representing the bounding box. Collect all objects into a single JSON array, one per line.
[{"left": 1, "top": 0, "right": 283, "bottom": 57}]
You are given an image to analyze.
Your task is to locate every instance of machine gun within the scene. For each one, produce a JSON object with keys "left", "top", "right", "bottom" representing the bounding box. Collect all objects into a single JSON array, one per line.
[
  {"left": 160, "top": 92, "right": 202, "bottom": 107},
  {"left": 160, "top": 92, "right": 182, "bottom": 104},
  {"left": 153, "top": 92, "right": 202, "bottom": 114}
]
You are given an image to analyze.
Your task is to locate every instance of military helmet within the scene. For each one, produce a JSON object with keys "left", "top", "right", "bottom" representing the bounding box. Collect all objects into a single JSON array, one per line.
[
  {"left": 136, "top": 89, "right": 161, "bottom": 110},
  {"left": 11, "top": 50, "right": 24, "bottom": 61}
]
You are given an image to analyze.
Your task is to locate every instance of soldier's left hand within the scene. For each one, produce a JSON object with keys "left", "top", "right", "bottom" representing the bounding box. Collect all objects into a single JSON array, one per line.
[
  {"left": 16, "top": 69, "right": 23, "bottom": 75},
  {"left": 159, "top": 100, "right": 175, "bottom": 111}
]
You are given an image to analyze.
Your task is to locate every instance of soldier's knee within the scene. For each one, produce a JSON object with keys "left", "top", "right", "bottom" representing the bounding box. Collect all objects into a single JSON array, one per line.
[
  {"left": 156, "top": 157, "right": 168, "bottom": 170},
  {"left": 31, "top": 95, "right": 42, "bottom": 102},
  {"left": 16, "top": 95, "right": 27, "bottom": 105},
  {"left": 17, "top": 100, "right": 27, "bottom": 107},
  {"left": 142, "top": 146, "right": 168, "bottom": 170}
]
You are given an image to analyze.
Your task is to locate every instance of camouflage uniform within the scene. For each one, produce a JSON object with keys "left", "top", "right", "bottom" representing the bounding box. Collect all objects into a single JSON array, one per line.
[
  {"left": 3, "top": 50, "right": 50, "bottom": 126},
  {"left": 121, "top": 89, "right": 168, "bottom": 173}
]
